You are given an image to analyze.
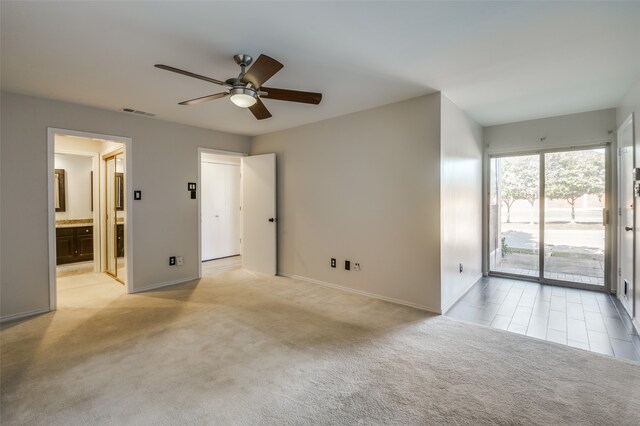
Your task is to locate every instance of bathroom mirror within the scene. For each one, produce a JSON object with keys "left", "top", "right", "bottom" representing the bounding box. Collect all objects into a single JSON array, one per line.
[{"left": 54, "top": 169, "right": 66, "bottom": 212}]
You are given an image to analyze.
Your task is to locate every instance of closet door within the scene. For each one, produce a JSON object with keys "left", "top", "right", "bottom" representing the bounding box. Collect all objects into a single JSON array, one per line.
[
  {"left": 201, "top": 162, "right": 241, "bottom": 261},
  {"left": 105, "top": 156, "right": 116, "bottom": 276},
  {"left": 222, "top": 164, "right": 241, "bottom": 256}
]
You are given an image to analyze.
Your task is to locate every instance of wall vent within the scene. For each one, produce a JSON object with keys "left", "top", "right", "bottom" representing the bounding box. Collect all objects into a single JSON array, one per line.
[{"left": 121, "top": 107, "right": 156, "bottom": 117}]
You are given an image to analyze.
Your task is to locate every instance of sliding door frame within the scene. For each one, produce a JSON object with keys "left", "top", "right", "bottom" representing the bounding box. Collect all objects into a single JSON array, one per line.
[
  {"left": 487, "top": 143, "right": 611, "bottom": 292},
  {"left": 102, "top": 148, "right": 125, "bottom": 284}
]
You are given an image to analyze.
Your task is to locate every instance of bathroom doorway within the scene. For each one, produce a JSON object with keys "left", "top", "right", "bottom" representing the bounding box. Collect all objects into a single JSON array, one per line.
[{"left": 48, "top": 128, "right": 133, "bottom": 310}]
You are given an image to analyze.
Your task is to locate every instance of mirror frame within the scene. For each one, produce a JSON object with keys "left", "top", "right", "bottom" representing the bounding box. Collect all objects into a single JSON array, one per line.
[{"left": 54, "top": 169, "right": 66, "bottom": 212}]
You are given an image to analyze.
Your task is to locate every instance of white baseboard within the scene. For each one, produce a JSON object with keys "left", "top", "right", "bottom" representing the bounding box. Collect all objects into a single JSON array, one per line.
[
  {"left": 132, "top": 276, "right": 199, "bottom": 293},
  {"left": 279, "top": 273, "right": 441, "bottom": 314},
  {"left": 441, "top": 273, "right": 483, "bottom": 314},
  {"left": 0, "top": 307, "right": 51, "bottom": 323}
]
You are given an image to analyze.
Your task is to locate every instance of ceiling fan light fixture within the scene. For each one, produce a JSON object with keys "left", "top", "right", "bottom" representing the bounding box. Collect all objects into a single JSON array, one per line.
[
  {"left": 156, "top": 54, "right": 322, "bottom": 120},
  {"left": 229, "top": 87, "right": 257, "bottom": 108}
]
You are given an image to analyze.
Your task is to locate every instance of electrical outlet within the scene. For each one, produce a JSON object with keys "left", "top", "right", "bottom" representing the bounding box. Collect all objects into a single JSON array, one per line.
[
  {"left": 345, "top": 260, "right": 351, "bottom": 271},
  {"left": 459, "top": 262, "right": 463, "bottom": 273},
  {"left": 177, "top": 256, "right": 184, "bottom": 266},
  {"left": 331, "top": 258, "right": 336, "bottom": 268},
  {"left": 353, "top": 262, "right": 360, "bottom": 271},
  {"left": 169, "top": 256, "right": 176, "bottom": 266}
]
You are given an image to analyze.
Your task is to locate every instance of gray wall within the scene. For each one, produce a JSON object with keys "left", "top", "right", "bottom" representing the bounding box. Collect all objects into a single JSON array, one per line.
[
  {"left": 251, "top": 94, "right": 443, "bottom": 311},
  {"left": 440, "top": 95, "right": 483, "bottom": 311},
  {"left": 0, "top": 92, "right": 250, "bottom": 319}
]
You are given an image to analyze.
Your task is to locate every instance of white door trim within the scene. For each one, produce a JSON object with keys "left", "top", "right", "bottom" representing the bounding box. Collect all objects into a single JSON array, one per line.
[
  {"left": 617, "top": 114, "right": 636, "bottom": 317},
  {"left": 197, "top": 147, "right": 247, "bottom": 279},
  {"left": 47, "top": 128, "right": 134, "bottom": 310}
]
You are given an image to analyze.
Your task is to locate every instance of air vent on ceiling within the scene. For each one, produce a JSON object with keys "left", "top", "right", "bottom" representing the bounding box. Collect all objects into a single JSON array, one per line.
[{"left": 121, "top": 107, "right": 156, "bottom": 117}]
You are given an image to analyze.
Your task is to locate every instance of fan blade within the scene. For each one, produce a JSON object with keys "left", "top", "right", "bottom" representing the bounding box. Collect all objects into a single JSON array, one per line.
[
  {"left": 248, "top": 98, "right": 272, "bottom": 120},
  {"left": 242, "top": 55, "right": 283, "bottom": 88},
  {"left": 155, "top": 64, "right": 230, "bottom": 87},
  {"left": 179, "top": 92, "right": 229, "bottom": 106},
  {"left": 260, "top": 87, "right": 322, "bottom": 105}
]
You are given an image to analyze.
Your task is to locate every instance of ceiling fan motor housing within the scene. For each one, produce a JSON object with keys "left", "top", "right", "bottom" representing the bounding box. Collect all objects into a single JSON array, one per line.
[{"left": 234, "top": 54, "right": 253, "bottom": 68}]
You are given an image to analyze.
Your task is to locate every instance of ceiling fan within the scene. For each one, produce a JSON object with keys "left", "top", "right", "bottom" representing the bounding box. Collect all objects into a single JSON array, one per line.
[{"left": 155, "top": 54, "right": 322, "bottom": 120}]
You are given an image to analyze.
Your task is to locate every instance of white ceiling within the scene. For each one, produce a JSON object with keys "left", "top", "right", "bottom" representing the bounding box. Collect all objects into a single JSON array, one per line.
[{"left": 2, "top": 1, "right": 640, "bottom": 136}]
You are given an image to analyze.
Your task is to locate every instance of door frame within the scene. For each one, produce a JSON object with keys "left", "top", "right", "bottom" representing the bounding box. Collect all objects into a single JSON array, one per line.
[
  {"left": 197, "top": 147, "right": 247, "bottom": 279},
  {"left": 487, "top": 143, "right": 612, "bottom": 292},
  {"left": 47, "top": 128, "right": 134, "bottom": 310}
]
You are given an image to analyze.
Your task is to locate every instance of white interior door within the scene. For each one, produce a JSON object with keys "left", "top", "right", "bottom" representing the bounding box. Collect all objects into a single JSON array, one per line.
[
  {"left": 201, "top": 161, "right": 241, "bottom": 261},
  {"left": 619, "top": 118, "right": 634, "bottom": 316},
  {"left": 242, "top": 153, "right": 276, "bottom": 275}
]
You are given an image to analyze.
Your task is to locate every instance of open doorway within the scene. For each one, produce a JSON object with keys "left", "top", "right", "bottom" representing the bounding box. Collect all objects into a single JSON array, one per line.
[
  {"left": 197, "top": 149, "right": 277, "bottom": 277},
  {"left": 199, "top": 149, "right": 244, "bottom": 276},
  {"left": 48, "top": 129, "right": 133, "bottom": 310}
]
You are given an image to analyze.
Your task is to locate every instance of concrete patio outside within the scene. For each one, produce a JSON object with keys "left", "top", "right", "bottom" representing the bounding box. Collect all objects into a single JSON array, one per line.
[{"left": 493, "top": 222, "right": 605, "bottom": 286}]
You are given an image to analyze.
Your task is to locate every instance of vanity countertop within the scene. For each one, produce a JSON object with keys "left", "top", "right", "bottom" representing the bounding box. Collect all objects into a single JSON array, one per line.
[{"left": 56, "top": 219, "right": 93, "bottom": 228}]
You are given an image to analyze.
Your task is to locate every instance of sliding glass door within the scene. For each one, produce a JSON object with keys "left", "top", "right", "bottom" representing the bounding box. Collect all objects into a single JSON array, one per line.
[
  {"left": 488, "top": 146, "right": 608, "bottom": 290},
  {"left": 489, "top": 154, "right": 540, "bottom": 277},
  {"left": 103, "top": 150, "right": 126, "bottom": 284}
]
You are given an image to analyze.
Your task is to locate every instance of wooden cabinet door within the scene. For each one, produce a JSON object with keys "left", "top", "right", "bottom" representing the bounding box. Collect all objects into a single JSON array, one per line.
[
  {"left": 116, "top": 224, "right": 124, "bottom": 258},
  {"left": 76, "top": 226, "right": 94, "bottom": 262},
  {"left": 56, "top": 228, "right": 76, "bottom": 265},
  {"left": 56, "top": 226, "right": 94, "bottom": 264}
]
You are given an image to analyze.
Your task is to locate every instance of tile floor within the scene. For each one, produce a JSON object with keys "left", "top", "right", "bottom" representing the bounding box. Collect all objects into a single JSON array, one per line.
[{"left": 446, "top": 276, "right": 640, "bottom": 362}]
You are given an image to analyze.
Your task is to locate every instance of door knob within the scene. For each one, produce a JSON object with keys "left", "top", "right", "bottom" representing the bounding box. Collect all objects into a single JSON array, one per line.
[
  {"left": 625, "top": 226, "right": 633, "bottom": 231},
  {"left": 268, "top": 218, "right": 277, "bottom": 222}
]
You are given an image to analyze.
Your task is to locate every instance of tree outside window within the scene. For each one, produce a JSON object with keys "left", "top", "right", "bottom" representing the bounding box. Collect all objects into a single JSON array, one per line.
[{"left": 544, "top": 150, "right": 605, "bottom": 222}]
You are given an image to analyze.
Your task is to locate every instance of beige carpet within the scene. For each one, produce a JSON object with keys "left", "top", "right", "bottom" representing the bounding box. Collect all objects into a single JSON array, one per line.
[{"left": 1, "top": 270, "right": 639, "bottom": 425}]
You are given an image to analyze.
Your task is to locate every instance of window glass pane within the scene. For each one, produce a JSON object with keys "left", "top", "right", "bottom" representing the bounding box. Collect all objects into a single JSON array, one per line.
[
  {"left": 489, "top": 155, "right": 540, "bottom": 277},
  {"left": 543, "top": 149, "right": 605, "bottom": 286}
]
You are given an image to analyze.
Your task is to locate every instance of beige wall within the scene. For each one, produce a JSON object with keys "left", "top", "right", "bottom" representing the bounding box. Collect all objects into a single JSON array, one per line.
[
  {"left": 0, "top": 92, "right": 250, "bottom": 320},
  {"left": 484, "top": 109, "right": 616, "bottom": 154},
  {"left": 440, "top": 95, "right": 483, "bottom": 311},
  {"left": 54, "top": 153, "right": 93, "bottom": 221},
  {"left": 251, "top": 94, "right": 444, "bottom": 311},
  {"left": 616, "top": 76, "right": 640, "bottom": 128}
]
